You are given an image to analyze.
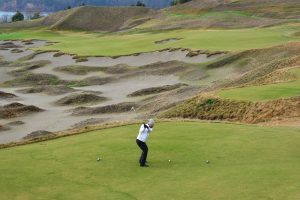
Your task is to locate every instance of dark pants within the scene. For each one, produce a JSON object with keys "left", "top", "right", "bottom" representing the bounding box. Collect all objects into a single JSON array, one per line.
[{"left": 136, "top": 139, "right": 148, "bottom": 166}]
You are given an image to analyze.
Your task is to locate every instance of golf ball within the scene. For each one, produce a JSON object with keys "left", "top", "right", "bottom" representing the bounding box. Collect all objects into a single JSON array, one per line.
[
  {"left": 206, "top": 160, "right": 210, "bottom": 164},
  {"left": 168, "top": 160, "right": 171, "bottom": 162},
  {"left": 97, "top": 157, "right": 101, "bottom": 161}
]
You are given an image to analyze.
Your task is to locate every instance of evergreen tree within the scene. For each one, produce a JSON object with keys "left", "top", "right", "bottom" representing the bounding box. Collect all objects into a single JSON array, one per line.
[
  {"left": 12, "top": 11, "right": 24, "bottom": 22},
  {"left": 136, "top": 1, "right": 146, "bottom": 7},
  {"left": 31, "top": 12, "right": 41, "bottom": 20}
]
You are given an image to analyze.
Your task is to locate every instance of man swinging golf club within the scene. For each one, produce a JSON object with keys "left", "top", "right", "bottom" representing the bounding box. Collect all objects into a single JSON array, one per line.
[{"left": 136, "top": 119, "right": 155, "bottom": 167}]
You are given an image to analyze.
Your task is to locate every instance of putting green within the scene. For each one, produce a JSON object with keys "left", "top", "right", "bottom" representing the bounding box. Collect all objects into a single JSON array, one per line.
[
  {"left": 0, "top": 122, "right": 299, "bottom": 200},
  {"left": 218, "top": 67, "right": 300, "bottom": 101},
  {"left": 0, "top": 24, "right": 299, "bottom": 56}
]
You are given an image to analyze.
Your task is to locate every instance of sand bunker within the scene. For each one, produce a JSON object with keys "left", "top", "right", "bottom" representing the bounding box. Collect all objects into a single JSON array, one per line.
[
  {"left": 0, "top": 40, "right": 225, "bottom": 144},
  {"left": 30, "top": 49, "right": 223, "bottom": 67},
  {"left": 0, "top": 66, "right": 14, "bottom": 83},
  {"left": 1, "top": 40, "right": 224, "bottom": 83},
  {"left": 75, "top": 75, "right": 180, "bottom": 105},
  {"left": 0, "top": 40, "right": 48, "bottom": 62},
  {"left": 0, "top": 86, "right": 139, "bottom": 143},
  {"left": 0, "top": 124, "right": 9, "bottom": 131}
]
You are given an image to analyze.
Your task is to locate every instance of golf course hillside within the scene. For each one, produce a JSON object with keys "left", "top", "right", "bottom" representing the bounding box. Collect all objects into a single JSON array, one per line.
[
  {"left": 0, "top": 0, "right": 299, "bottom": 199},
  {"left": 161, "top": 42, "right": 300, "bottom": 124},
  {"left": 152, "top": 0, "right": 300, "bottom": 29},
  {"left": 169, "top": 0, "right": 300, "bottom": 18},
  {"left": 0, "top": 6, "right": 156, "bottom": 31}
]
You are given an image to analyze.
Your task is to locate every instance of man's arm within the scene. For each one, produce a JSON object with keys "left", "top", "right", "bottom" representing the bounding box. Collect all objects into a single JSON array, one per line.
[{"left": 143, "top": 124, "right": 153, "bottom": 132}]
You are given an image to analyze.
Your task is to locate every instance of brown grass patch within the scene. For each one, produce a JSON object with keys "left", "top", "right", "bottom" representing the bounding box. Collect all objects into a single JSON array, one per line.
[
  {"left": 160, "top": 95, "right": 300, "bottom": 123},
  {"left": 72, "top": 102, "right": 137, "bottom": 115},
  {"left": 55, "top": 93, "right": 108, "bottom": 106},
  {"left": 0, "top": 102, "right": 43, "bottom": 119},
  {"left": 128, "top": 83, "right": 188, "bottom": 97}
]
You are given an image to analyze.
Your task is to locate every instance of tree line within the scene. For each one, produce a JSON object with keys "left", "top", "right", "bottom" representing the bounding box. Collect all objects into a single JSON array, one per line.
[{"left": 170, "top": 0, "right": 192, "bottom": 6}]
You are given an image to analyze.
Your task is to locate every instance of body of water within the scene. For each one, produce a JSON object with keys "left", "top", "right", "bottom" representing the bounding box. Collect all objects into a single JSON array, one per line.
[{"left": 0, "top": 11, "right": 49, "bottom": 22}]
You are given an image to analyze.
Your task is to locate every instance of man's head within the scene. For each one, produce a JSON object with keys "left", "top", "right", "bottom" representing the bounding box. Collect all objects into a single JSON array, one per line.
[{"left": 148, "top": 119, "right": 155, "bottom": 128}]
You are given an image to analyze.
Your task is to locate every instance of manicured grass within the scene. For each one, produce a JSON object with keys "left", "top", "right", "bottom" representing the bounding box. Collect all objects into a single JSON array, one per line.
[
  {"left": 0, "top": 121, "right": 299, "bottom": 200},
  {"left": 0, "top": 25, "right": 299, "bottom": 56},
  {"left": 219, "top": 67, "right": 300, "bottom": 101}
]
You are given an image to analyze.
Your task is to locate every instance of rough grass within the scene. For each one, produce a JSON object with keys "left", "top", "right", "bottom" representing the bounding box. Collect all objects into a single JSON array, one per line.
[
  {"left": 72, "top": 102, "right": 136, "bottom": 115},
  {"left": 201, "top": 42, "right": 300, "bottom": 88},
  {"left": 128, "top": 83, "right": 187, "bottom": 97},
  {"left": 158, "top": 9, "right": 281, "bottom": 29},
  {"left": 2, "top": 73, "right": 87, "bottom": 88},
  {"left": 0, "top": 24, "right": 299, "bottom": 56},
  {"left": 54, "top": 65, "right": 104, "bottom": 75},
  {"left": 219, "top": 67, "right": 300, "bottom": 101},
  {"left": 168, "top": 0, "right": 300, "bottom": 19},
  {"left": 0, "top": 122, "right": 299, "bottom": 200},
  {"left": 8, "top": 60, "right": 51, "bottom": 75},
  {"left": 55, "top": 93, "right": 107, "bottom": 106},
  {"left": 160, "top": 96, "right": 300, "bottom": 123},
  {"left": 0, "top": 102, "right": 43, "bottom": 119}
]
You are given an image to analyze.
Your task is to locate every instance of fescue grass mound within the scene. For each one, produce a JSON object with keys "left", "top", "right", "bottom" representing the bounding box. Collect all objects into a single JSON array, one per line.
[
  {"left": 219, "top": 67, "right": 300, "bottom": 101},
  {"left": 55, "top": 93, "right": 107, "bottom": 106}
]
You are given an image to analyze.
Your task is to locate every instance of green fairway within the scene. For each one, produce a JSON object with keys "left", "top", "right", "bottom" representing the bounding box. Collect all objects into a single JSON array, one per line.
[
  {"left": 219, "top": 67, "right": 300, "bottom": 101},
  {"left": 0, "top": 122, "right": 299, "bottom": 200},
  {"left": 0, "top": 25, "right": 299, "bottom": 56}
]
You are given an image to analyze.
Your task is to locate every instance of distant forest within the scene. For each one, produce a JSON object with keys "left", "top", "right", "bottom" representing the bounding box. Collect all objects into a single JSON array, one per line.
[{"left": 0, "top": 0, "right": 172, "bottom": 12}]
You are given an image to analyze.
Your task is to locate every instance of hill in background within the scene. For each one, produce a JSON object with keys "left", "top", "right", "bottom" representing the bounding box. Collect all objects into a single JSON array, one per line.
[
  {"left": 168, "top": 0, "right": 300, "bottom": 19},
  {"left": 0, "top": 0, "right": 171, "bottom": 12},
  {"left": 0, "top": 6, "right": 157, "bottom": 31},
  {"left": 2, "top": 0, "right": 300, "bottom": 31}
]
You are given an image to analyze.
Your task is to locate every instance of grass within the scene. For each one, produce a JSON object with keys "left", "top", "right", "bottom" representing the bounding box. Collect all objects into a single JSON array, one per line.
[
  {"left": 0, "top": 121, "right": 299, "bottom": 200},
  {"left": 0, "top": 24, "right": 299, "bottom": 56},
  {"left": 164, "top": 10, "right": 257, "bottom": 20},
  {"left": 219, "top": 67, "right": 300, "bottom": 101}
]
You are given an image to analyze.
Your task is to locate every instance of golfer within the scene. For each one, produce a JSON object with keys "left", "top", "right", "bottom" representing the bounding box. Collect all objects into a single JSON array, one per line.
[{"left": 136, "top": 119, "right": 155, "bottom": 167}]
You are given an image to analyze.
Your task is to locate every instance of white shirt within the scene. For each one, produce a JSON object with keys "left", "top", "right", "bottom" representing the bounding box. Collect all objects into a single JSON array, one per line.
[{"left": 137, "top": 124, "right": 153, "bottom": 142}]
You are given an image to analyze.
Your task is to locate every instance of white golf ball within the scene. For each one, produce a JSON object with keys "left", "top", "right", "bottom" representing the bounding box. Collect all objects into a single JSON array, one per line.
[
  {"left": 206, "top": 160, "right": 210, "bottom": 164},
  {"left": 97, "top": 157, "right": 101, "bottom": 161},
  {"left": 168, "top": 160, "right": 171, "bottom": 162}
]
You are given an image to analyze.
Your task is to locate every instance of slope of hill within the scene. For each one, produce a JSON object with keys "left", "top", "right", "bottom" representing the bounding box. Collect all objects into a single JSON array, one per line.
[
  {"left": 2, "top": 0, "right": 300, "bottom": 31},
  {"left": 168, "top": 0, "right": 300, "bottom": 19},
  {"left": 0, "top": 0, "right": 171, "bottom": 11},
  {"left": 161, "top": 42, "right": 300, "bottom": 123},
  {"left": 0, "top": 6, "right": 156, "bottom": 31},
  {"left": 143, "top": 0, "right": 300, "bottom": 29},
  {"left": 49, "top": 6, "right": 155, "bottom": 31}
]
